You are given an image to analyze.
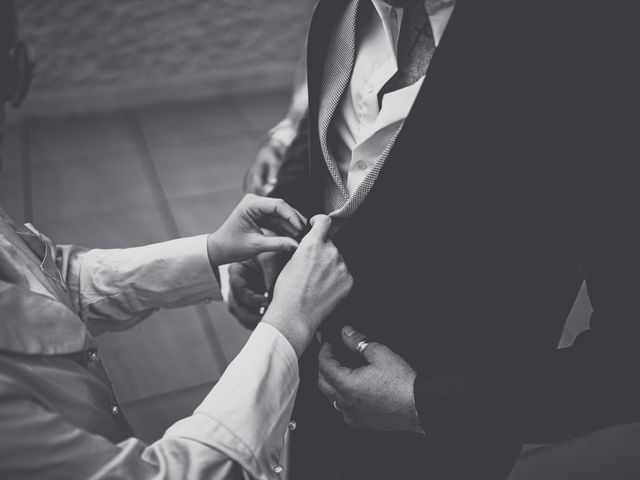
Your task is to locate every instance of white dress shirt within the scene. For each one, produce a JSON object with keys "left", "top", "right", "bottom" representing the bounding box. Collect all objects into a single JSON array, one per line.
[
  {"left": 333, "top": 0, "right": 455, "bottom": 196},
  {"left": 165, "top": 322, "right": 298, "bottom": 480},
  {"left": 75, "top": 237, "right": 299, "bottom": 479},
  {"left": 0, "top": 211, "right": 300, "bottom": 480}
]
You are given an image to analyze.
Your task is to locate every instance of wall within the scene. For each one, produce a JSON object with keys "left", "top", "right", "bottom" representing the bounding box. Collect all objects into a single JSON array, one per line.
[{"left": 16, "top": 0, "right": 315, "bottom": 118}]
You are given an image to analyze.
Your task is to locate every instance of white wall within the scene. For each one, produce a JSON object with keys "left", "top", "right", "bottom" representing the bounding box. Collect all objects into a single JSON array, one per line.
[{"left": 16, "top": 0, "right": 315, "bottom": 118}]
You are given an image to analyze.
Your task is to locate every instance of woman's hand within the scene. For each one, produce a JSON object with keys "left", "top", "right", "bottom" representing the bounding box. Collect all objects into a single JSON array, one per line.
[
  {"left": 207, "top": 194, "right": 306, "bottom": 267},
  {"left": 263, "top": 215, "right": 353, "bottom": 357}
]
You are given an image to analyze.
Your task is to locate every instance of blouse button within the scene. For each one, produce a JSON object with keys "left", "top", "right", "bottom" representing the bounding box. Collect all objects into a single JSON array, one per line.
[
  {"left": 87, "top": 348, "right": 99, "bottom": 363},
  {"left": 288, "top": 420, "right": 297, "bottom": 431},
  {"left": 110, "top": 404, "right": 120, "bottom": 416},
  {"left": 273, "top": 465, "right": 284, "bottom": 474}
]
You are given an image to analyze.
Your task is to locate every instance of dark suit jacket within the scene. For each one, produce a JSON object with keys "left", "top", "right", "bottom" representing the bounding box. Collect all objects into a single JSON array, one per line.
[{"left": 272, "top": 1, "right": 640, "bottom": 478}]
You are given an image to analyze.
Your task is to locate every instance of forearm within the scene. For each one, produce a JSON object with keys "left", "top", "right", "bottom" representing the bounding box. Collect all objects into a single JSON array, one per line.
[
  {"left": 63, "top": 235, "right": 221, "bottom": 334},
  {"left": 262, "top": 306, "right": 313, "bottom": 358},
  {"left": 167, "top": 322, "right": 298, "bottom": 477}
]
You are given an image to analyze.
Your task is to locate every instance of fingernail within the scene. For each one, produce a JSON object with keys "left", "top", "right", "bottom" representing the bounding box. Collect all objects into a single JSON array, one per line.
[{"left": 343, "top": 325, "right": 355, "bottom": 337}]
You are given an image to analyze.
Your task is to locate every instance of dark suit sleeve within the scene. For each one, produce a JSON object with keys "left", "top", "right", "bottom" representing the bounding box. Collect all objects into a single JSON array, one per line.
[
  {"left": 269, "top": 111, "right": 311, "bottom": 214},
  {"left": 414, "top": 36, "right": 640, "bottom": 449}
]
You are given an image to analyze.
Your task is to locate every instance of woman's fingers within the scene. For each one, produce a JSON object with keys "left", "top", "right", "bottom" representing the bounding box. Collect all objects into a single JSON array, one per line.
[
  {"left": 252, "top": 234, "right": 299, "bottom": 255},
  {"left": 248, "top": 196, "right": 306, "bottom": 232},
  {"left": 260, "top": 215, "right": 301, "bottom": 238}
]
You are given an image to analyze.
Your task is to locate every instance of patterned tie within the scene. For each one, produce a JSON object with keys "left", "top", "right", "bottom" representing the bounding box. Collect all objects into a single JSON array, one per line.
[
  {"left": 379, "top": 2, "right": 436, "bottom": 98},
  {"left": 319, "top": 0, "right": 439, "bottom": 219}
]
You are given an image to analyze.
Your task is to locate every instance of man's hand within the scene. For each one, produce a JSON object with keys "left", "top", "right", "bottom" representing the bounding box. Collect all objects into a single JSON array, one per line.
[
  {"left": 228, "top": 249, "right": 288, "bottom": 329},
  {"left": 227, "top": 253, "right": 286, "bottom": 330},
  {"left": 243, "top": 138, "right": 287, "bottom": 195},
  {"left": 318, "top": 325, "right": 424, "bottom": 434},
  {"left": 207, "top": 194, "right": 306, "bottom": 267}
]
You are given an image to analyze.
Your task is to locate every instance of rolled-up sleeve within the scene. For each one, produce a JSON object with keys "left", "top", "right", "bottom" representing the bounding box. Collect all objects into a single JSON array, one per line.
[
  {"left": 57, "top": 235, "right": 221, "bottom": 334},
  {"left": 0, "top": 323, "right": 298, "bottom": 480}
]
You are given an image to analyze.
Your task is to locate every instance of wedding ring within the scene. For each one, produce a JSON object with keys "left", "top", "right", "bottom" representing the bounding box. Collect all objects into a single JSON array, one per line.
[
  {"left": 259, "top": 291, "right": 269, "bottom": 315},
  {"left": 333, "top": 400, "right": 341, "bottom": 412},
  {"left": 355, "top": 338, "right": 370, "bottom": 355}
]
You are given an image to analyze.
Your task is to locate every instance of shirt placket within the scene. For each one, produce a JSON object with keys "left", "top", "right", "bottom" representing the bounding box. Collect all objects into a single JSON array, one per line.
[{"left": 346, "top": 2, "right": 402, "bottom": 194}]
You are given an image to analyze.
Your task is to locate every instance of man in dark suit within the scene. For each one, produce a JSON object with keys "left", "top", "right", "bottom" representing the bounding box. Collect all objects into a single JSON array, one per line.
[{"left": 228, "top": 0, "right": 640, "bottom": 478}]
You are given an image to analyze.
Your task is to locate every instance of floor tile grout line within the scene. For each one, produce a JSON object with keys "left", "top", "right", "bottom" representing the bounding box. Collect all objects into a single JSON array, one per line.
[
  {"left": 228, "top": 92, "right": 288, "bottom": 141},
  {"left": 20, "top": 121, "right": 33, "bottom": 223},
  {"left": 32, "top": 187, "right": 243, "bottom": 229},
  {"left": 26, "top": 127, "right": 266, "bottom": 168},
  {"left": 144, "top": 127, "right": 266, "bottom": 149},
  {"left": 128, "top": 109, "right": 229, "bottom": 369},
  {"left": 195, "top": 303, "right": 230, "bottom": 370},
  {"left": 121, "top": 379, "right": 217, "bottom": 408},
  {"left": 127, "top": 109, "right": 181, "bottom": 240}
]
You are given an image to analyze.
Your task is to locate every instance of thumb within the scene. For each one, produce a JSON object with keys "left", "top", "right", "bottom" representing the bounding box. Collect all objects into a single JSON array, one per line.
[
  {"left": 253, "top": 235, "right": 298, "bottom": 255},
  {"left": 341, "top": 325, "right": 389, "bottom": 365},
  {"left": 306, "top": 215, "right": 332, "bottom": 242}
]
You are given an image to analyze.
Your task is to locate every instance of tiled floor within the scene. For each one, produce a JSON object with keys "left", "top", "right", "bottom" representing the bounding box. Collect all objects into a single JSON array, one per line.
[
  {"left": 2, "top": 89, "right": 640, "bottom": 476},
  {"left": 0, "top": 88, "right": 291, "bottom": 441}
]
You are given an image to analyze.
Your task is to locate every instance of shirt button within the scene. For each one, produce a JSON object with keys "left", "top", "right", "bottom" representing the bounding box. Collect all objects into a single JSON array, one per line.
[
  {"left": 365, "top": 83, "right": 374, "bottom": 95},
  {"left": 288, "top": 420, "right": 297, "bottom": 431},
  {"left": 272, "top": 465, "right": 284, "bottom": 474},
  {"left": 87, "top": 348, "right": 99, "bottom": 363},
  {"left": 356, "top": 160, "right": 368, "bottom": 171},
  {"left": 111, "top": 404, "right": 120, "bottom": 416}
]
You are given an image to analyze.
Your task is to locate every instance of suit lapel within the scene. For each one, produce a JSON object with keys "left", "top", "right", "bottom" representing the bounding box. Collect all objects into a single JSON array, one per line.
[
  {"left": 317, "top": 0, "right": 361, "bottom": 200},
  {"left": 309, "top": 0, "right": 504, "bottom": 223},
  {"left": 336, "top": 0, "right": 503, "bottom": 216}
]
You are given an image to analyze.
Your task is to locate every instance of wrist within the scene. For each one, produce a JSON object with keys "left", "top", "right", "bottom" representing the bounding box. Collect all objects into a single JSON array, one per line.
[
  {"left": 262, "top": 305, "right": 314, "bottom": 358},
  {"left": 206, "top": 232, "right": 227, "bottom": 268}
]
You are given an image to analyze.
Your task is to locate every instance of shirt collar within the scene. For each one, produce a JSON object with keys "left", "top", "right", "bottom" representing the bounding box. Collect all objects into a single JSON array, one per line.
[
  {"left": 371, "top": 0, "right": 403, "bottom": 64},
  {"left": 0, "top": 280, "right": 93, "bottom": 355},
  {"left": 0, "top": 209, "right": 92, "bottom": 355}
]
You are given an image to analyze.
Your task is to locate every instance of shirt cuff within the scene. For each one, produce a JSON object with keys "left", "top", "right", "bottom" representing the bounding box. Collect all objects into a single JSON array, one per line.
[
  {"left": 165, "top": 323, "right": 299, "bottom": 479},
  {"left": 149, "top": 234, "right": 222, "bottom": 304},
  {"left": 79, "top": 234, "right": 222, "bottom": 319},
  {"left": 218, "top": 264, "right": 231, "bottom": 303},
  {"left": 268, "top": 119, "right": 299, "bottom": 148}
]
